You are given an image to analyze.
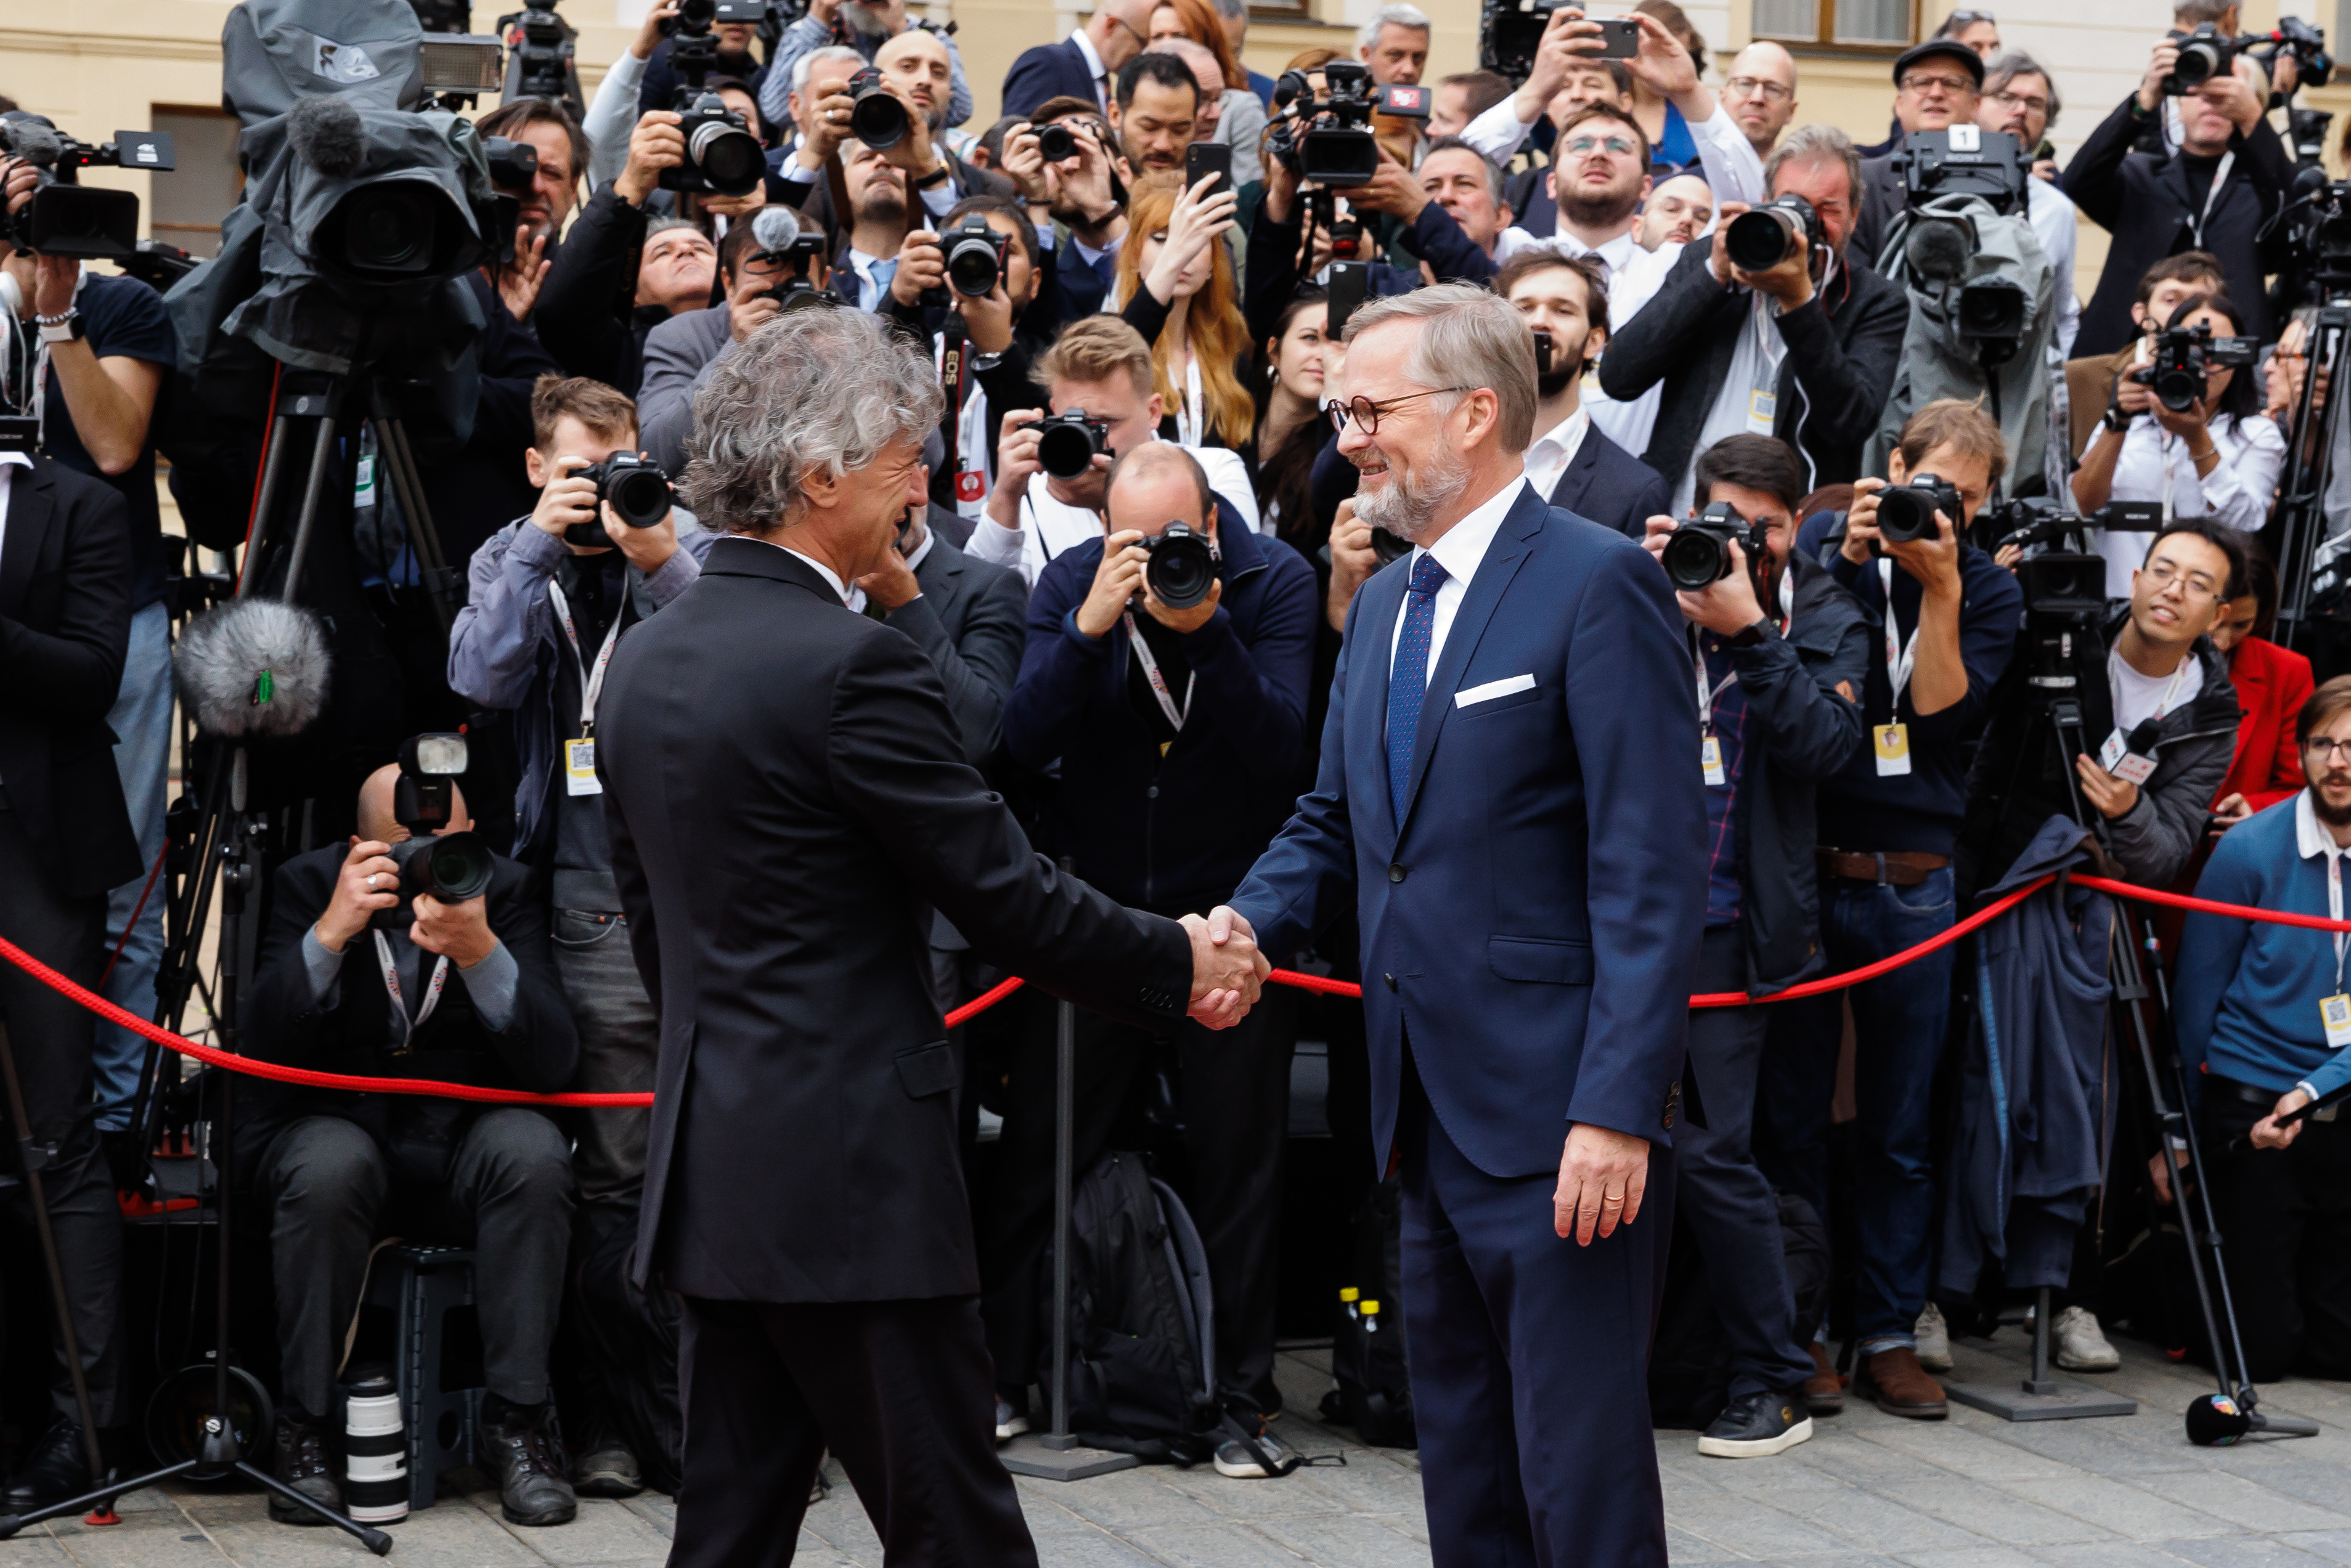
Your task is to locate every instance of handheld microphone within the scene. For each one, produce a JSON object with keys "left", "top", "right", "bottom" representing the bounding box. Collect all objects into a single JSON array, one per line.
[{"left": 173, "top": 599, "right": 333, "bottom": 738}]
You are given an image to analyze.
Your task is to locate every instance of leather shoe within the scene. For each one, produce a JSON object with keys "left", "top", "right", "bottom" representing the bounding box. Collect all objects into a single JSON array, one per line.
[
  {"left": 1803, "top": 1342, "right": 1845, "bottom": 1416},
  {"left": 481, "top": 1405, "right": 577, "bottom": 1526},
  {"left": 268, "top": 1407, "right": 342, "bottom": 1525},
  {"left": 3, "top": 1417, "right": 93, "bottom": 1511},
  {"left": 1860, "top": 1346, "right": 1948, "bottom": 1420}
]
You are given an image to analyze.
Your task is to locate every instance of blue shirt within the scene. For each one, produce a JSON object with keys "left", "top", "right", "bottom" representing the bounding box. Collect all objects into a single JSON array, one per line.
[
  {"left": 1697, "top": 632, "right": 1749, "bottom": 927},
  {"left": 2176, "top": 790, "right": 2351, "bottom": 1110}
]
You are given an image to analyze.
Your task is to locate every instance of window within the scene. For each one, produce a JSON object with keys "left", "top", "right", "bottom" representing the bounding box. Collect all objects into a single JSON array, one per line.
[
  {"left": 147, "top": 107, "right": 244, "bottom": 260},
  {"left": 1753, "top": 0, "right": 1915, "bottom": 52}
]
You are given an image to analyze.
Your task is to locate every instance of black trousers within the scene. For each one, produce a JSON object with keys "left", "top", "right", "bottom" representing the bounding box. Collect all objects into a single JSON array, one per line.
[
  {"left": 2199, "top": 1087, "right": 2351, "bottom": 1384},
  {"left": 979, "top": 987, "right": 1295, "bottom": 1418},
  {"left": 670, "top": 1294, "right": 1034, "bottom": 1568},
  {"left": 0, "top": 806, "right": 126, "bottom": 1426}
]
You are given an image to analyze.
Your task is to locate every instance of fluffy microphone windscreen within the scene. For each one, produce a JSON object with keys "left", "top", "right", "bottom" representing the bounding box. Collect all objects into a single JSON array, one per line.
[
  {"left": 2, "top": 117, "right": 62, "bottom": 169},
  {"left": 174, "top": 599, "right": 333, "bottom": 738},
  {"left": 751, "top": 204, "right": 801, "bottom": 253},
  {"left": 287, "top": 94, "right": 367, "bottom": 179},
  {"left": 2185, "top": 1392, "right": 2251, "bottom": 1447},
  {"left": 1905, "top": 217, "right": 1972, "bottom": 285}
]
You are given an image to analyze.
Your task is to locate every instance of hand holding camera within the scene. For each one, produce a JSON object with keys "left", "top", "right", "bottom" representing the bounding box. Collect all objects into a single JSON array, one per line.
[
  {"left": 1711, "top": 197, "right": 1817, "bottom": 306},
  {"left": 990, "top": 408, "right": 1048, "bottom": 530},
  {"left": 997, "top": 120, "right": 1051, "bottom": 205},
  {"left": 1848, "top": 475, "right": 1965, "bottom": 596},
  {"left": 890, "top": 229, "right": 946, "bottom": 307},
  {"left": 409, "top": 890, "right": 498, "bottom": 969},
  {"left": 615, "top": 110, "right": 688, "bottom": 207},
  {"left": 1077, "top": 529, "right": 1152, "bottom": 637},
  {"left": 1645, "top": 508, "right": 1767, "bottom": 634},
  {"left": 316, "top": 839, "right": 404, "bottom": 954},
  {"left": 530, "top": 455, "right": 605, "bottom": 544},
  {"left": 798, "top": 73, "right": 861, "bottom": 169}
]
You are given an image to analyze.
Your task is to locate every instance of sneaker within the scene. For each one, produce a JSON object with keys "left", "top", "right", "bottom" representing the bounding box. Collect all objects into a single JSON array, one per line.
[
  {"left": 2053, "top": 1306, "right": 2122, "bottom": 1373},
  {"left": 1914, "top": 1302, "right": 1954, "bottom": 1372},
  {"left": 1859, "top": 1346, "right": 1948, "bottom": 1420},
  {"left": 1803, "top": 1341, "right": 1846, "bottom": 1416},
  {"left": 479, "top": 1404, "right": 578, "bottom": 1527},
  {"left": 267, "top": 1410, "right": 341, "bottom": 1525},
  {"left": 993, "top": 1397, "right": 1029, "bottom": 1444},
  {"left": 1697, "top": 1390, "right": 1814, "bottom": 1459},
  {"left": 571, "top": 1437, "right": 643, "bottom": 1498},
  {"left": 1212, "top": 1428, "right": 1298, "bottom": 1479}
]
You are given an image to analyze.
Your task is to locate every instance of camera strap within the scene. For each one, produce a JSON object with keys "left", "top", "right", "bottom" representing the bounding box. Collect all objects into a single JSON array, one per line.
[
  {"left": 2187, "top": 151, "right": 2233, "bottom": 251},
  {"left": 1123, "top": 609, "right": 1195, "bottom": 740},
  {"left": 939, "top": 333, "right": 970, "bottom": 482},
  {"left": 372, "top": 930, "right": 449, "bottom": 1051}
]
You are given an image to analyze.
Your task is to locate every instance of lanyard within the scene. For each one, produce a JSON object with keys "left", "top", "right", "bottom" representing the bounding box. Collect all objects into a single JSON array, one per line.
[
  {"left": 1778, "top": 564, "right": 1795, "bottom": 635},
  {"left": 1176, "top": 355, "right": 1205, "bottom": 449},
  {"left": 372, "top": 930, "right": 449, "bottom": 1050},
  {"left": 2188, "top": 150, "right": 2234, "bottom": 250},
  {"left": 1123, "top": 609, "right": 1195, "bottom": 734},
  {"left": 1877, "top": 558, "right": 1923, "bottom": 713},
  {"left": 1692, "top": 627, "right": 1737, "bottom": 733},
  {"left": 547, "top": 578, "right": 623, "bottom": 738}
]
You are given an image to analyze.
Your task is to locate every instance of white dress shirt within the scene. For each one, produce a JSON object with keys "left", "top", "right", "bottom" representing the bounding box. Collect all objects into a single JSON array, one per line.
[
  {"left": 1520, "top": 407, "right": 1591, "bottom": 504},
  {"left": 1070, "top": 25, "right": 1110, "bottom": 114},
  {"left": 1462, "top": 97, "right": 1765, "bottom": 206},
  {"left": 965, "top": 441, "right": 1258, "bottom": 587},
  {"left": 2027, "top": 176, "right": 2081, "bottom": 363},
  {"left": 1584, "top": 241, "right": 1680, "bottom": 462},
  {"left": 762, "top": 540, "right": 870, "bottom": 613},
  {"left": 1389, "top": 475, "right": 1532, "bottom": 676},
  {"left": 2087, "top": 410, "right": 2287, "bottom": 597}
]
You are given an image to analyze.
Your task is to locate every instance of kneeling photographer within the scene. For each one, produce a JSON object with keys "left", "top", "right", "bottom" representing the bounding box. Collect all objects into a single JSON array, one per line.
[
  {"left": 244, "top": 753, "right": 579, "bottom": 1529},
  {"left": 1639, "top": 433, "right": 1870, "bottom": 1460},
  {"left": 1967, "top": 519, "right": 2241, "bottom": 890},
  {"left": 989, "top": 442, "right": 1314, "bottom": 1472}
]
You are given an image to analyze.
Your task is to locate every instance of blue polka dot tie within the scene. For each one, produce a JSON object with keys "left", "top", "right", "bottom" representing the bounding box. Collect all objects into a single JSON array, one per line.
[{"left": 1388, "top": 553, "right": 1449, "bottom": 826}]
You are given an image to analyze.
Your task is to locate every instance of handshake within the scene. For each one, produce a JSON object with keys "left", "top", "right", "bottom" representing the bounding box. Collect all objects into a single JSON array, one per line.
[{"left": 1180, "top": 906, "right": 1273, "bottom": 1030}]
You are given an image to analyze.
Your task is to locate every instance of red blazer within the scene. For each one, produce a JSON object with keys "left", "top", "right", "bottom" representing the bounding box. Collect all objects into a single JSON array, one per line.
[{"left": 2218, "top": 634, "right": 2313, "bottom": 811}]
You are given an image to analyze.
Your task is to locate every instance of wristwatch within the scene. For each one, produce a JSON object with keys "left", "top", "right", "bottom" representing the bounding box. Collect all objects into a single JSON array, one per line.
[
  {"left": 2101, "top": 400, "right": 2129, "bottom": 434},
  {"left": 35, "top": 307, "right": 83, "bottom": 345},
  {"left": 912, "top": 160, "right": 952, "bottom": 190},
  {"left": 1727, "top": 619, "right": 1770, "bottom": 649}
]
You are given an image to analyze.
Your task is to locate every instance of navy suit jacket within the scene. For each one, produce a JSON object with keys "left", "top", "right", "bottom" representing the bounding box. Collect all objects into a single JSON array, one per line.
[
  {"left": 1003, "top": 38, "right": 1100, "bottom": 122},
  {"left": 1229, "top": 484, "right": 1708, "bottom": 1180},
  {"left": 1056, "top": 234, "right": 1116, "bottom": 323},
  {"left": 1552, "top": 426, "right": 1670, "bottom": 541}
]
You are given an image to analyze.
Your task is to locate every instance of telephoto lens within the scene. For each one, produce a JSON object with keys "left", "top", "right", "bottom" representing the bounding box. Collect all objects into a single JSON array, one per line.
[
  {"left": 1143, "top": 524, "right": 1220, "bottom": 609},
  {"left": 942, "top": 213, "right": 1008, "bottom": 297},
  {"left": 391, "top": 831, "right": 497, "bottom": 909},
  {"left": 1661, "top": 502, "right": 1761, "bottom": 591},
  {"left": 1037, "top": 121, "right": 1077, "bottom": 161},
  {"left": 1875, "top": 474, "right": 1962, "bottom": 545},
  {"left": 849, "top": 67, "right": 910, "bottom": 150},
  {"left": 1035, "top": 408, "right": 1112, "bottom": 479},
  {"left": 343, "top": 1372, "right": 409, "bottom": 1525},
  {"left": 1723, "top": 193, "right": 1816, "bottom": 273},
  {"left": 582, "top": 453, "right": 673, "bottom": 531},
  {"left": 687, "top": 107, "right": 765, "bottom": 196}
]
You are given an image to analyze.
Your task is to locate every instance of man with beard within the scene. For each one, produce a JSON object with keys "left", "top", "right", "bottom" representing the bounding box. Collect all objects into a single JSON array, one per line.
[
  {"left": 1109, "top": 52, "right": 1200, "bottom": 176},
  {"left": 1640, "top": 173, "right": 1714, "bottom": 250},
  {"left": 1002, "top": 0, "right": 1156, "bottom": 120},
  {"left": 759, "top": 0, "right": 974, "bottom": 137},
  {"left": 1210, "top": 283, "right": 1705, "bottom": 1565},
  {"left": 776, "top": 31, "right": 1010, "bottom": 235},
  {"left": 1502, "top": 251, "right": 1668, "bottom": 536},
  {"left": 1600, "top": 123, "right": 1907, "bottom": 512},
  {"left": 2174, "top": 673, "right": 2351, "bottom": 1385}
]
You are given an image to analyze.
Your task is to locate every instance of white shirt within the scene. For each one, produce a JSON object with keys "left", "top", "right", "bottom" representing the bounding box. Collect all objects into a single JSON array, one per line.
[
  {"left": 761, "top": 540, "right": 870, "bottom": 614},
  {"left": 1584, "top": 242, "right": 1680, "bottom": 461},
  {"left": 1070, "top": 25, "right": 1110, "bottom": 114},
  {"left": 2110, "top": 645, "right": 2204, "bottom": 735},
  {"left": 2026, "top": 176, "right": 2081, "bottom": 363},
  {"left": 1520, "top": 407, "right": 1591, "bottom": 505},
  {"left": 1494, "top": 223, "right": 1644, "bottom": 274},
  {"left": 1462, "top": 98, "right": 1766, "bottom": 207},
  {"left": 964, "top": 441, "right": 1258, "bottom": 587},
  {"left": 1673, "top": 288, "right": 1790, "bottom": 515},
  {"left": 2087, "top": 408, "right": 2286, "bottom": 598},
  {"left": 1389, "top": 476, "right": 1531, "bottom": 676}
]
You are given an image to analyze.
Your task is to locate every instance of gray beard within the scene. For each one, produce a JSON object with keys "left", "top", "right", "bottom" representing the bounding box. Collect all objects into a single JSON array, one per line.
[{"left": 1355, "top": 444, "right": 1470, "bottom": 544}]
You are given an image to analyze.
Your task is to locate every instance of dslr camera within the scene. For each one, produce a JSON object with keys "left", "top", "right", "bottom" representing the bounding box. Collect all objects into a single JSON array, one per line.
[
  {"left": 1663, "top": 502, "right": 1770, "bottom": 591},
  {"left": 1723, "top": 192, "right": 1822, "bottom": 274},
  {"left": 1142, "top": 524, "right": 1219, "bottom": 610},
  {"left": 564, "top": 453, "right": 672, "bottom": 548},
  {"left": 373, "top": 734, "right": 497, "bottom": 930},
  {"left": 658, "top": 0, "right": 766, "bottom": 195},
  {"left": 1875, "top": 474, "right": 1962, "bottom": 545},
  {"left": 2133, "top": 322, "right": 2260, "bottom": 413},
  {"left": 2164, "top": 22, "right": 2236, "bottom": 95},
  {"left": 1036, "top": 116, "right": 1106, "bottom": 163},
  {"left": 1268, "top": 59, "right": 1428, "bottom": 187},
  {"left": 935, "top": 212, "right": 1010, "bottom": 302},
  {"left": 1035, "top": 408, "right": 1112, "bottom": 479},
  {"left": 1, "top": 115, "right": 176, "bottom": 259},
  {"left": 849, "top": 66, "right": 912, "bottom": 151}
]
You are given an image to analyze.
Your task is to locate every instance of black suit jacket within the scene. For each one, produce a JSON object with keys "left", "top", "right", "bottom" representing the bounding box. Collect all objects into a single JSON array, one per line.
[
  {"left": 1848, "top": 153, "right": 1905, "bottom": 274},
  {"left": 1552, "top": 425, "right": 1671, "bottom": 540},
  {"left": 1002, "top": 38, "right": 1100, "bottom": 122},
  {"left": 0, "top": 457, "right": 139, "bottom": 900},
  {"left": 888, "top": 529, "right": 1027, "bottom": 765},
  {"left": 242, "top": 845, "right": 578, "bottom": 1168},
  {"left": 597, "top": 538, "right": 1194, "bottom": 1302}
]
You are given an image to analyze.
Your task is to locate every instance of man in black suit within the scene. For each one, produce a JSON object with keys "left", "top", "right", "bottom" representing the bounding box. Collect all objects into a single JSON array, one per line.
[
  {"left": 595, "top": 307, "right": 1267, "bottom": 1564},
  {"left": 1002, "top": 0, "right": 1154, "bottom": 120},
  {"left": 244, "top": 766, "right": 581, "bottom": 1529},
  {"left": 1499, "top": 250, "right": 1670, "bottom": 535},
  {"left": 0, "top": 452, "right": 137, "bottom": 1511}
]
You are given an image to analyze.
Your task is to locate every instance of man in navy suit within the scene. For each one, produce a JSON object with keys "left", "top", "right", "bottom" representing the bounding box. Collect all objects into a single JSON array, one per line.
[
  {"left": 1002, "top": 0, "right": 1153, "bottom": 120},
  {"left": 1215, "top": 285, "right": 1707, "bottom": 1562},
  {"left": 1497, "top": 250, "right": 1669, "bottom": 538}
]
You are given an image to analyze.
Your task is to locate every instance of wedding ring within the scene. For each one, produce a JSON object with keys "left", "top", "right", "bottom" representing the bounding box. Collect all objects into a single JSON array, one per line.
[{"left": 369, "top": 873, "right": 383, "bottom": 889}]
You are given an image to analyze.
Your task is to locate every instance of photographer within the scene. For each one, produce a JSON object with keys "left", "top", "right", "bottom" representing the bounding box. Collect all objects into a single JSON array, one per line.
[
  {"left": 757, "top": 0, "right": 973, "bottom": 138},
  {"left": 1637, "top": 433, "right": 1868, "bottom": 1459},
  {"left": 640, "top": 221, "right": 821, "bottom": 476},
  {"left": 639, "top": 7, "right": 770, "bottom": 121},
  {"left": 1019, "top": 99, "right": 1133, "bottom": 322},
  {"left": 2171, "top": 674, "right": 2351, "bottom": 1382},
  {"left": 2071, "top": 291, "right": 2283, "bottom": 598},
  {"left": 2062, "top": 251, "right": 2225, "bottom": 460},
  {"left": 968, "top": 316, "right": 1257, "bottom": 585},
  {"left": 0, "top": 449, "right": 137, "bottom": 1512},
  {"left": 775, "top": 32, "right": 1008, "bottom": 234},
  {"left": 1848, "top": 39, "right": 1983, "bottom": 271},
  {"left": 1341, "top": 137, "right": 1512, "bottom": 285},
  {"left": 1757, "top": 398, "right": 2021, "bottom": 1421},
  {"left": 989, "top": 441, "right": 1314, "bottom": 1473},
  {"left": 1497, "top": 250, "right": 1669, "bottom": 537},
  {"left": 1600, "top": 124, "right": 1909, "bottom": 514},
  {"left": 2063, "top": 29, "right": 2291, "bottom": 357},
  {"left": 244, "top": 766, "right": 578, "bottom": 1528}
]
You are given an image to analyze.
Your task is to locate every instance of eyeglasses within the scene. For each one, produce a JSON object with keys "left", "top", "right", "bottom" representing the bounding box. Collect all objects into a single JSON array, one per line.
[
  {"left": 1901, "top": 73, "right": 1977, "bottom": 96},
  {"left": 2142, "top": 559, "right": 2222, "bottom": 601},
  {"left": 1326, "top": 388, "right": 1472, "bottom": 434},
  {"left": 1109, "top": 12, "right": 1151, "bottom": 47},
  {"left": 1561, "top": 134, "right": 1640, "bottom": 158},
  {"left": 2307, "top": 737, "right": 2351, "bottom": 760},
  {"left": 1987, "top": 88, "right": 2050, "bottom": 116},
  {"left": 1724, "top": 76, "right": 1794, "bottom": 103}
]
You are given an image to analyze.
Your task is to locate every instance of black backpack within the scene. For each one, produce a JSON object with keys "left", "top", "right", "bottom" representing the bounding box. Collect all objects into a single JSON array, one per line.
[{"left": 1320, "top": 1174, "right": 1417, "bottom": 1448}]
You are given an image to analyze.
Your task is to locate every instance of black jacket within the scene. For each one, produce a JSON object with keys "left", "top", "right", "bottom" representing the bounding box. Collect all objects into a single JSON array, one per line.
[
  {"left": 890, "top": 530, "right": 1027, "bottom": 766},
  {"left": 532, "top": 182, "right": 673, "bottom": 395},
  {"left": 597, "top": 539, "right": 1194, "bottom": 1301},
  {"left": 2063, "top": 95, "right": 2294, "bottom": 355},
  {"left": 1848, "top": 153, "right": 1905, "bottom": 273},
  {"left": 242, "top": 844, "right": 578, "bottom": 1171},
  {"left": 422, "top": 273, "right": 567, "bottom": 571},
  {"left": 1551, "top": 424, "right": 1671, "bottom": 541},
  {"left": 1600, "top": 242, "right": 1910, "bottom": 498},
  {"left": 0, "top": 457, "right": 139, "bottom": 900}
]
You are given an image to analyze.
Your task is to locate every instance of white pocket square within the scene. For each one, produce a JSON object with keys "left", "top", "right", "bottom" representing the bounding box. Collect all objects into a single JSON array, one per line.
[{"left": 1455, "top": 673, "right": 1536, "bottom": 709}]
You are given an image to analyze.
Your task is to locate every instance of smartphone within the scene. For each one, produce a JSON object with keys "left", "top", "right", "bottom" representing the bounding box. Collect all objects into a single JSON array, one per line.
[
  {"left": 1592, "top": 16, "right": 1641, "bottom": 57},
  {"left": 1184, "top": 142, "right": 1232, "bottom": 192},
  {"left": 1328, "top": 261, "right": 1371, "bottom": 339}
]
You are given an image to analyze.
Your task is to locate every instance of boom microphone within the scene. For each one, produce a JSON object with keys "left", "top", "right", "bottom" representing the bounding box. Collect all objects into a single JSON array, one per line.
[
  {"left": 174, "top": 599, "right": 333, "bottom": 737},
  {"left": 287, "top": 94, "right": 367, "bottom": 179}
]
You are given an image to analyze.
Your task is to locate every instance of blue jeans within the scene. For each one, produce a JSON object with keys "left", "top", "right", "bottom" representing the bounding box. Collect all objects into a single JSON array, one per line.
[
  {"left": 95, "top": 601, "right": 173, "bottom": 1132},
  {"left": 1755, "top": 866, "right": 1955, "bottom": 1354}
]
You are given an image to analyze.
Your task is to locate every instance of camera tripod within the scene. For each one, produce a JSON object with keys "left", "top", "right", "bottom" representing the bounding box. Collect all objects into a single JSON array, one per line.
[{"left": 2270, "top": 293, "right": 2351, "bottom": 648}]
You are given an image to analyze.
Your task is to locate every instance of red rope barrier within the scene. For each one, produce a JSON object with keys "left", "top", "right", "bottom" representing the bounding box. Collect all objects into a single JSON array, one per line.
[{"left": 5, "top": 867, "right": 2341, "bottom": 1110}]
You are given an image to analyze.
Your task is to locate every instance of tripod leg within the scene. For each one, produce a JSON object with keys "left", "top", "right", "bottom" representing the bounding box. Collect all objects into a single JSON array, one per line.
[
  {"left": 232, "top": 413, "right": 295, "bottom": 603},
  {"left": 279, "top": 412, "right": 343, "bottom": 606},
  {"left": 232, "top": 1460, "right": 393, "bottom": 1555},
  {"left": 373, "top": 417, "right": 457, "bottom": 635}
]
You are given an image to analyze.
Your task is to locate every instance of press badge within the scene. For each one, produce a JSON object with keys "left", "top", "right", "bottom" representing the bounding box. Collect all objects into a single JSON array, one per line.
[
  {"left": 2324, "top": 993, "right": 2351, "bottom": 1049},
  {"left": 1873, "top": 722, "right": 1911, "bottom": 776},
  {"left": 1746, "top": 390, "right": 1777, "bottom": 435},
  {"left": 1701, "top": 734, "right": 1727, "bottom": 787},
  {"left": 2098, "top": 729, "right": 2159, "bottom": 786},
  {"left": 564, "top": 737, "right": 601, "bottom": 796}
]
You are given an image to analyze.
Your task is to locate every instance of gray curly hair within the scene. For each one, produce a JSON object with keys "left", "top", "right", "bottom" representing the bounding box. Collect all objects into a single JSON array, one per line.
[{"left": 679, "top": 308, "right": 945, "bottom": 537}]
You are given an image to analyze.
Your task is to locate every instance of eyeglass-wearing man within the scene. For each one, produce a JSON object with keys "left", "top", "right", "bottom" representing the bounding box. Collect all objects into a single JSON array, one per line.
[
  {"left": 1721, "top": 42, "right": 1799, "bottom": 160},
  {"left": 1976, "top": 50, "right": 2080, "bottom": 359},
  {"left": 1848, "top": 38, "right": 1984, "bottom": 270}
]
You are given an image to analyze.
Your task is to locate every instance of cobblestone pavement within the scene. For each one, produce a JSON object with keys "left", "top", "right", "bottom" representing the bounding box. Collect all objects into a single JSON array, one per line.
[{"left": 5, "top": 1331, "right": 2348, "bottom": 1567}]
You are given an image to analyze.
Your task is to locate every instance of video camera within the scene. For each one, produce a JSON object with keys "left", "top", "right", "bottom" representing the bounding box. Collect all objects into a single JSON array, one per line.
[
  {"left": 564, "top": 453, "right": 672, "bottom": 548},
  {"left": 497, "top": 0, "right": 584, "bottom": 115},
  {"left": 1142, "top": 524, "right": 1219, "bottom": 609},
  {"left": 2132, "top": 322, "right": 2260, "bottom": 413},
  {"left": 1723, "top": 192, "right": 1822, "bottom": 275},
  {"left": 2164, "top": 22, "right": 2236, "bottom": 95},
  {"left": 373, "top": 734, "right": 497, "bottom": 929},
  {"left": 1896, "top": 126, "right": 2025, "bottom": 217},
  {"left": 1662, "top": 502, "right": 1769, "bottom": 592},
  {"left": 1036, "top": 408, "right": 1111, "bottom": 479},
  {"left": 2243, "top": 15, "right": 2333, "bottom": 92},
  {"left": 1984, "top": 495, "right": 2160, "bottom": 554},
  {"left": 1, "top": 116, "right": 176, "bottom": 260},
  {"left": 1268, "top": 60, "right": 1428, "bottom": 187},
  {"left": 1876, "top": 474, "right": 1962, "bottom": 545}
]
